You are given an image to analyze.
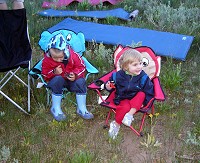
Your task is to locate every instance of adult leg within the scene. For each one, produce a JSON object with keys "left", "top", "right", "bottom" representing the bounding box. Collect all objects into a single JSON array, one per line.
[
  {"left": 12, "top": 0, "right": 24, "bottom": 9},
  {"left": 0, "top": 0, "right": 8, "bottom": 10}
]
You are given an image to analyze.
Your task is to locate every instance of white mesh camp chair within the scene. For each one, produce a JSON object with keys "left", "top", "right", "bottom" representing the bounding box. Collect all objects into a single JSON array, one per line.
[{"left": 0, "top": 9, "right": 32, "bottom": 114}]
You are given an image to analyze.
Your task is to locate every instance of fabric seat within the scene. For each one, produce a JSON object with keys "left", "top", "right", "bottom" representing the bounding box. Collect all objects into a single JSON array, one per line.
[{"left": 0, "top": 9, "right": 32, "bottom": 114}]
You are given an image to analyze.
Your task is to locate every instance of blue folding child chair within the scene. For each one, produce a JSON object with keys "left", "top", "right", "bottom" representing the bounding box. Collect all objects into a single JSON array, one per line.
[{"left": 29, "top": 29, "right": 98, "bottom": 105}]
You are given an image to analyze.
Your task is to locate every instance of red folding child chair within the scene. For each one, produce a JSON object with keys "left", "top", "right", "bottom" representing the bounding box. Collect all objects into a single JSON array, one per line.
[{"left": 88, "top": 45, "right": 165, "bottom": 136}]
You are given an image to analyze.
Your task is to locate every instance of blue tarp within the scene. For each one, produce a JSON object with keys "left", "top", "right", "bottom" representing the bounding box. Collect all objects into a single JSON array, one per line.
[
  {"left": 48, "top": 18, "right": 194, "bottom": 60},
  {"left": 38, "top": 8, "right": 130, "bottom": 21}
]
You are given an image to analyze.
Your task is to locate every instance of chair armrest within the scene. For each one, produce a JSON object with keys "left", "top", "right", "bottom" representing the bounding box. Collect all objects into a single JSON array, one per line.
[
  {"left": 88, "top": 69, "right": 116, "bottom": 90},
  {"left": 29, "top": 59, "right": 47, "bottom": 86},
  {"left": 153, "top": 77, "right": 165, "bottom": 101},
  {"left": 82, "top": 56, "right": 99, "bottom": 74}
]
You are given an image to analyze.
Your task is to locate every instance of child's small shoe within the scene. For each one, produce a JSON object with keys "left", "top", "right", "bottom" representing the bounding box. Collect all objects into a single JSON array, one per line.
[
  {"left": 108, "top": 121, "right": 120, "bottom": 139},
  {"left": 122, "top": 113, "right": 134, "bottom": 127},
  {"left": 77, "top": 110, "right": 94, "bottom": 120},
  {"left": 51, "top": 108, "right": 66, "bottom": 121}
]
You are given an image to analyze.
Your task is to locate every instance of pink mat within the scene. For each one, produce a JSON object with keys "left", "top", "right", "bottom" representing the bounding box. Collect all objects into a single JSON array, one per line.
[{"left": 42, "top": 0, "right": 122, "bottom": 8}]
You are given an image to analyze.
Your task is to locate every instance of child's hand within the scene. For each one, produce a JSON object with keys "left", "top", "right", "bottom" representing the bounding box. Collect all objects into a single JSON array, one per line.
[
  {"left": 66, "top": 72, "right": 76, "bottom": 81},
  {"left": 54, "top": 65, "right": 63, "bottom": 75},
  {"left": 105, "top": 81, "right": 115, "bottom": 90}
]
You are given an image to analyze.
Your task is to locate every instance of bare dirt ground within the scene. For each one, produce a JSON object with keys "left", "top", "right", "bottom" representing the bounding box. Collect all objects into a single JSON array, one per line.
[
  {"left": 120, "top": 123, "right": 175, "bottom": 163},
  {"left": 86, "top": 116, "right": 199, "bottom": 163},
  {"left": 119, "top": 121, "right": 199, "bottom": 163}
]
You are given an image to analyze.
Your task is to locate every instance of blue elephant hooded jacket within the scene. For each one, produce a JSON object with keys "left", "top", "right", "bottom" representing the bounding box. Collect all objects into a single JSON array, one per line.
[{"left": 111, "top": 70, "right": 154, "bottom": 106}]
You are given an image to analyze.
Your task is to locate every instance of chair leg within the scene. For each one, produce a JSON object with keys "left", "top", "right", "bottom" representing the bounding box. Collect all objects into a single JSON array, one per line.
[
  {"left": 102, "top": 107, "right": 149, "bottom": 137},
  {"left": 139, "top": 113, "right": 147, "bottom": 133},
  {"left": 103, "top": 109, "right": 112, "bottom": 129},
  {"left": 0, "top": 90, "right": 30, "bottom": 115},
  {"left": 127, "top": 113, "right": 147, "bottom": 137},
  {"left": 105, "top": 110, "right": 111, "bottom": 124},
  {"left": 46, "top": 88, "right": 51, "bottom": 106},
  {"left": 151, "top": 105, "right": 155, "bottom": 114},
  {"left": 0, "top": 67, "right": 31, "bottom": 114},
  {"left": 28, "top": 62, "right": 31, "bottom": 112},
  {"left": 129, "top": 125, "right": 141, "bottom": 136}
]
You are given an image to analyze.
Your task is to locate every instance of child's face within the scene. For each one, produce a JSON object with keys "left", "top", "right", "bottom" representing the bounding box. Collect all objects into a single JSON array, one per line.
[
  {"left": 127, "top": 59, "right": 143, "bottom": 76},
  {"left": 50, "top": 49, "right": 64, "bottom": 62}
]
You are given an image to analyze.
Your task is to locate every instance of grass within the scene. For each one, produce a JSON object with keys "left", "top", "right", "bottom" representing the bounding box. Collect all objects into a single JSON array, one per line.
[{"left": 1, "top": 0, "right": 200, "bottom": 162}]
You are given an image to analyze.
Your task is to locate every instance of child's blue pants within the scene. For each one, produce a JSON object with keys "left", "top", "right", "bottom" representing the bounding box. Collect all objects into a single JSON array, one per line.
[{"left": 47, "top": 76, "right": 87, "bottom": 94}]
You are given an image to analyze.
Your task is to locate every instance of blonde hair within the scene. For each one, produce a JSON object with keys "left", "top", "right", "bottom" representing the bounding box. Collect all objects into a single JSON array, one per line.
[{"left": 119, "top": 49, "right": 142, "bottom": 70}]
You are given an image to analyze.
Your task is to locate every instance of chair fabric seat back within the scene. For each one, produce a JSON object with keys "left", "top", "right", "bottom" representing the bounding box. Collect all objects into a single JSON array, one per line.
[{"left": 0, "top": 9, "right": 31, "bottom": 72}]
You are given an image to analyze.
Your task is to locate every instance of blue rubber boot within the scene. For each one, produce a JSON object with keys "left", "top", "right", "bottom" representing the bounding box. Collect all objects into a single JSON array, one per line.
[
  {"left": 76, "top": 94, "right": 94, "bottom": 120},
  {"left": 50, "top": 93, "right": 66, "bottom": 121}
]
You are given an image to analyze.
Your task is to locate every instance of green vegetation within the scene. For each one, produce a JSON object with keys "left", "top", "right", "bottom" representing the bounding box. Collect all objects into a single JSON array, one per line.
[{"left": 0, "top": 0, "right": 199, "bottom": 162}]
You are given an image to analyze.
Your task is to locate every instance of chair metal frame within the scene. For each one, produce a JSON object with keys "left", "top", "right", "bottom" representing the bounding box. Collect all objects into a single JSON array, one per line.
[{"left": 0, "top": 63, "right": 31, "bottom": 114}]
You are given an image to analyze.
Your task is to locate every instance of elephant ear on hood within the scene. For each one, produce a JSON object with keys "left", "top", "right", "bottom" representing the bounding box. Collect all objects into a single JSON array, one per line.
[{"left": 38, "top": 30, "right": 53, "bottom": 52}]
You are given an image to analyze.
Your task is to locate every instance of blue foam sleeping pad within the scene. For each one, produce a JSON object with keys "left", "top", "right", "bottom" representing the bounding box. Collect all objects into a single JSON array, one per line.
[
  {"left": 48, "top": 18, "right": 194, "bottom": 60},
  {"left": 38, "top": 8, "right": 130, "bottom": 20}
]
